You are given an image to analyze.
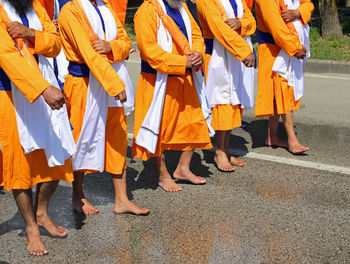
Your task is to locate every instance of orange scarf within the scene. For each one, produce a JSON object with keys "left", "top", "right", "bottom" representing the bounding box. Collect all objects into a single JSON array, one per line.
[
  {"left": 149, "top": 0, "right": 191, "bottom": 55},
  {"left": 0, "top": 1, "right": 40, "bottom": 71},
  {"left": 109, "top": 0, "right": 128, "bottom": 27},
  {"left": 38, "top": 0, "right": 54, "bottom": 20},
  {"left": 214, "top": 0, "right": 229, "bottom": 20}
]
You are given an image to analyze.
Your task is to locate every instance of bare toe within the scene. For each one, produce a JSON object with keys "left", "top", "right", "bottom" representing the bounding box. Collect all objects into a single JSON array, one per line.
[{"left": 214, "top": 152, "right": 235, "bottom": 172}]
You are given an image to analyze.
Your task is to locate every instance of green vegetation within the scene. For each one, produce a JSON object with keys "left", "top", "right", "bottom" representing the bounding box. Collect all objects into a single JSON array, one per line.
[
  {"left": 309, "top": 23, "right": 350, "bottom": 62},
  {"left": 125, "top": 8, "right": 137, "bottom": 42}
]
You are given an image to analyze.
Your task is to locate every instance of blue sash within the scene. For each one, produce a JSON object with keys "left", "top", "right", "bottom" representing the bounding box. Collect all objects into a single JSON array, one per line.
[
  {"left": 204, "top": 38, "right": 213, "bottom": 55},
  {"left": 228, "top": 0, "right": 238, "bottom": 17},
  {"left": 68, "top": 61, "right": 90, "bottom": 77},
  {"left": 257, "top": 30, "right": 275, "bottom": 44}
]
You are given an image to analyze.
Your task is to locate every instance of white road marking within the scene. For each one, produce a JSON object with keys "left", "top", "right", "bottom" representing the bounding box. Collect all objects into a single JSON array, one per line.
[
  {"left": 127, "top": 132, "right": 350, "bottom": 175},
  {"left": 304, "top": 73, "right": 350, "bottom": 80},
  {"left": 230, "top": 149, "right": 350, "bottom": 175}
]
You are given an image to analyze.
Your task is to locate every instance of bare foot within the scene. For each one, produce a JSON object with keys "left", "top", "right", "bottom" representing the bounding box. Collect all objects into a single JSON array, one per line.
[
  {"left": 36, "top": 214, "right": 67, "bottom": 237},
  {"left": 173, "top": 167, "right": 206, "bottom": 185},
  {"left": 72, "top": 197, "right": 99, "bottom": 215},
  {"left": 159, "top": 173, "right": 182, "bottom": 192},
  {"left": 214, "top": 150, "right": 235, "bottom": 172},
  {"left": 26, "top": 225, "right": 48, "bottom": 256},
  {"left": 114, "top": 200, "right": 150, "bottom": 215},
  {"left": 229, "top": 155, "right": 246, "bottom": 167},
  {"left": 265, "top": 136, "right": 289, "bottom": 149},
  {"left": 288, "top": 141, "right": 310, "bottom": 154}
]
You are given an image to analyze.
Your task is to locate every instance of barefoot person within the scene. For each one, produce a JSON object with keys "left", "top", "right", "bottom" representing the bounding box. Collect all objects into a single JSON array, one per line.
[
  {"left": 0, "top": 0, "right": 75, "bottom": 255},
  {"left": 58, "top": 0, "right": 149, "bottom": 215},
  {"left": 196, "top": 0, "right": 256, "bottom": 172},
  {"left": 133, "top": 0, "right": 214, "bottom": 192},
  {"left": 255, "top": 0, "right": 314, "bottom": 154}
]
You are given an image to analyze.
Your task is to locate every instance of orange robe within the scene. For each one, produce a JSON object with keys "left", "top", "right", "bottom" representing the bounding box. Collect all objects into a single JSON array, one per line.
[
  {"left": 58, "top": 1, "right": 130, "bottom": 174},
  {"left": 132, "top": 1, "right": 212, "bottom": 160},
  {"left": 0, "top": 1, "right": 73, "bottom": 191},
  {"left": 254, "top": 0, "right": 314, "bottom": 117},
  {"left": 196, "top": 0, "right": 256, "bottom": 131}
]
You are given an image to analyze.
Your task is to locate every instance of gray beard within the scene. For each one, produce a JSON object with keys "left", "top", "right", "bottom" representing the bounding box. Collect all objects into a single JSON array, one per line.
[{"left": 165, "top": 0, "right": 182, "bottom": 9}]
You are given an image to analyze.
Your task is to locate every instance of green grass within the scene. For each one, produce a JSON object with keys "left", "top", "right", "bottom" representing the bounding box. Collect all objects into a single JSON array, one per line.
[
  {"left": 309, "top": 25, "right": 350, "bottom": 62},
  {"left": 125, "top": 9, "right": 136, "bottom": 42}
]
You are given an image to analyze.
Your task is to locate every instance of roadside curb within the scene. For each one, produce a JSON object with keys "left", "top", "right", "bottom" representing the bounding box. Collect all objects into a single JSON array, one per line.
[{"left": 306, "top": 59, "right": 350, "bottom": 75}]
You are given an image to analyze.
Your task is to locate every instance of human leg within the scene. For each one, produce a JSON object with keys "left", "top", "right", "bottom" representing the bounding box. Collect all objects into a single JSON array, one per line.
[
  {"left": 214, "top": 130, "right": 235, "bottom": 172},
  {"left": 72, "top": 171, "right": 99, "bottom": 215},
  {"left": 281, "top": 111, "right": 309, "bottom": 154},
  {"left": 13, "top": 189, "right": 48, "bottom": 256},
  {"left": 34, "top": 181, "right": 67, "bottom": 237},
  {"left": 173, "top": 150, "right": 206, "bottom": 184},
  {"left": 112, "top": 170, "right": 150, "bottom": 215},
  {"left": 265, "top": 112, "right": 289, "bottom": 149},
  {"left": 154, "top": 153, "right": 182, "bottom": 192},
  {"left": 225, "top": 130, "right": 246, "bottom": 167}
]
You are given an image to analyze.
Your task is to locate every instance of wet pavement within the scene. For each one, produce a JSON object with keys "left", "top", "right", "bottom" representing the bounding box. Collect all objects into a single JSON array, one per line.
[{"left": 0, "top": 53, "right": 350, "bottom": 263}]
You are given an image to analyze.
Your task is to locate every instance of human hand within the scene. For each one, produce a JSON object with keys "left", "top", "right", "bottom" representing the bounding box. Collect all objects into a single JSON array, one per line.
[
  {"left": 294, "top": 46, "right": 307, "bottom": 59},
  {"left": 52, "top": 19, "right": 59, "bottom": 32},
  {"left": 242, "top": 52, "right": 255, "bottom": 67},
  {"left": 281, "top": 9, "right": 300, "bottom": 22},
  {"left": 225, "top": 18, "right": 241, "bottom": 31},
  {"left": 42, "top": 86, "right": 66, "bottom": 110},
  {"left": 92, "top": 40, "right": 112, "bottom": 54},
  {"left": 7, "top": 21, "right": 35, "bottom": 40},
  {"left": 115, "top": 90, "right": 127, "bottom": 103},
  {"left": 188, "top": 51, "right": 203, "bottom": 68}
]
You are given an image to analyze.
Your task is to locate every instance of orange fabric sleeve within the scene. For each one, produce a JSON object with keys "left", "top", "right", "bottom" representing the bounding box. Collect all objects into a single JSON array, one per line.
[
  {"left": 196, "top": 0, "right": 252, "bottom": 61},
  {"left": 134, "top": 2, "right": 186, "bottom": 75},
  {"left": 106, "top": 2, "right": 131, "bottom": 63},
  {"left": 298, "top": 0, "right": 314, "bottom": 25},
  {"left": 238, "top": 0, "right": 256, "bottom": 37},
  {"left": 32, "top": 0, "right": 61, "bottom": 57},
  {"left": 58, "top": 2, "right": 125, "bottom": 97},
  {"left": 255, "top": 0, "right": 302, "bottom": 56},
  {"left": 0, "top": 27, "right": 50, "bottom": 103}
]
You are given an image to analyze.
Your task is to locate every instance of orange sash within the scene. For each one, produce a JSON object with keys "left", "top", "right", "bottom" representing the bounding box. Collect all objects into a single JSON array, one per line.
[
  {"left": 38, "top": 0, "right": 54, "bottom": 20},
  {"left": 109, "top": 0, "right": 128, "bottom": 27},
  {"left": 278, "top": 0, "right": 300, "bottom": 42},
  {"left": 214, "top": 0, "right": 229, "bottom": 20},
  {"left": 245, "top": 0, "right": 254, "bottom": 10},
  {"left": 149, "top": 0, "right": 190, "bottom": 55},
  {"left": 0, "top": 2, "right": 40, "bottom": 71},
  {"left": 73, "top": 0, "right": 99, "bottom": 42}
]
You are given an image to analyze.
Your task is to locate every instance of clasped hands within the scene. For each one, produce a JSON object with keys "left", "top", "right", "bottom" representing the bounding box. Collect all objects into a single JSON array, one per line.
[{"left": 186, "top": 51, "right": 203, "bottom": 69}]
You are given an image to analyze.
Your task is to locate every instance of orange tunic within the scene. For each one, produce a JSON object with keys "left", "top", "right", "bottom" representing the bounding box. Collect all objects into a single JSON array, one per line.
[
  {"left": 196, "top": 0, "right": 255, "bottom": 131},
  {"left": 132, "top": 1, "right": 212, "bottom": 160},
  {"left": 0, "top": 2, "right": 73, "bottom": 191},
  {"left": 254, "top": 0, "right": 314, "bottom": 117},
  {"left": 58, "top": 1, "right": 130, "bottom": 174}
]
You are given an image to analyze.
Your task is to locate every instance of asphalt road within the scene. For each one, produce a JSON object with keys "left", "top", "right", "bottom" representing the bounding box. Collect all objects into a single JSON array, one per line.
[{"left": 0, "top": 51, "right": 349, "bottom": 264}]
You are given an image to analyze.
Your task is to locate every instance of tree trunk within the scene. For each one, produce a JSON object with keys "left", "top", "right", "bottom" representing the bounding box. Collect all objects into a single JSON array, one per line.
[{"left": 319, "top": 0, "right": 344, "bottom": 38}]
